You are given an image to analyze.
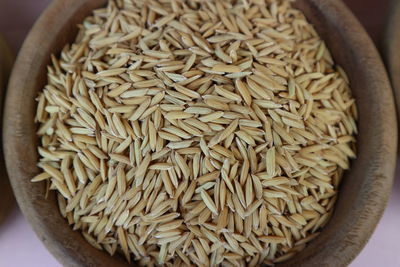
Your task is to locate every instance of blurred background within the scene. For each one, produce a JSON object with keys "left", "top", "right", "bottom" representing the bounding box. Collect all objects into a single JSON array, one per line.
[{"left": 0, "top": 0, "right": 399, "bottom": 266}]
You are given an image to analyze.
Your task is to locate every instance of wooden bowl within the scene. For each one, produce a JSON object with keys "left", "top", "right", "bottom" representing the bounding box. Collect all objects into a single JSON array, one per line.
[
  {"left": 383, "top": 0, "right": 400, "bottom": 128},
  {"left": 3, "top": 0, "right": 397, "bottom": 266},
  {"left": 0, "top": 35, "right": 14, "bottom": 224}
]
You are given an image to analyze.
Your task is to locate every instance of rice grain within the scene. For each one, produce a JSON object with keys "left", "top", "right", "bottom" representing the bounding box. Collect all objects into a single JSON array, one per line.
[{"left": 34, "top": 0, "right": 357, "bottom": 265}]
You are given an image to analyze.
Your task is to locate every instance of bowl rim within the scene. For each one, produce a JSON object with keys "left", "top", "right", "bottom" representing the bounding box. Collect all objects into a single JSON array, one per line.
[{"left": 3, "top": 0, "right": 397, "bottom": 266}]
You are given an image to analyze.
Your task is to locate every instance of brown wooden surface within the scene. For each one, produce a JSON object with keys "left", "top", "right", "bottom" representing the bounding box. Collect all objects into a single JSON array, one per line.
[
  {"left": 2, "top": 0, "right": 397, "bottom": 267},
  {"left": 0, "top": 36, "right": 14, "bottom": 224}
]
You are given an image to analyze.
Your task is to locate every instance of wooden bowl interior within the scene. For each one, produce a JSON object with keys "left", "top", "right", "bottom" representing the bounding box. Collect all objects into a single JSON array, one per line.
[{"left": 4, "top": 0, "right": 397, "bottom": 266}]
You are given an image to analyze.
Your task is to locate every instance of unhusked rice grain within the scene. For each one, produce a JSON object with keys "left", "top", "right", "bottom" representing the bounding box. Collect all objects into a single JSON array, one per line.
[{"left": 33, "top": 0, "right": 357, "bottom": 265}]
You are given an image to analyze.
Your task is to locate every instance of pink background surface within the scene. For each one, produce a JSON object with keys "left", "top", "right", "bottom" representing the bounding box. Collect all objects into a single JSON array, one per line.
[{"left": 0, "top": 0, "right": 399, "bottom": 266}]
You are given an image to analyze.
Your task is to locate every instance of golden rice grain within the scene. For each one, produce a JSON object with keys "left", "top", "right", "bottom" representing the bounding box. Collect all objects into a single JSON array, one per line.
[{"left": 34, "top": 0, "right": 357, "bottom": 265}]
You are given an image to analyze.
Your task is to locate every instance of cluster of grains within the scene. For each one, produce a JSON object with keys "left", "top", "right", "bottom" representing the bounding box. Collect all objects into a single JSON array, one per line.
[{"left": 33, "top": 0, "right": 357, "bottom": 265}]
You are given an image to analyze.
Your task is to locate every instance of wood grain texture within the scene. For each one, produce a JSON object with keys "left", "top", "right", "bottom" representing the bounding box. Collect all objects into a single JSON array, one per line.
[
  {"left": 0, "top": 35, "right": 14, "bottom": 224},
  {"left": 383, "top": 0, "right": 400, "bottom": 134},
  {"left": 3, "top": 0, "right": 397, "bottom": 266}
]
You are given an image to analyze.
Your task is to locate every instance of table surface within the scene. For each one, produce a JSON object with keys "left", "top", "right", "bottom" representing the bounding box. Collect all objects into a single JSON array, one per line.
[{"left": 0, "top": 0, "right": 398, "bottom": 266}]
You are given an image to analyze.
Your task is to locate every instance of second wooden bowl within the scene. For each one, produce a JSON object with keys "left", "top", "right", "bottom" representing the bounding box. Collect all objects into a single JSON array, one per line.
[
  {"left": 3, "top": 0, "right": 398, "bottom": 266},
  {"left": 384, "top": 0, "right": 400, "bottom": 128},
  {"left": 0, "top": 35, "right": 14, "bottom": 224}
]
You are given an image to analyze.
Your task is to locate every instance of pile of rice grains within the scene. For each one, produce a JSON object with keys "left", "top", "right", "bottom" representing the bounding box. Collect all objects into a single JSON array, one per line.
[{"left": 33, "top": 0, "right": 357, "bottom": 265}]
